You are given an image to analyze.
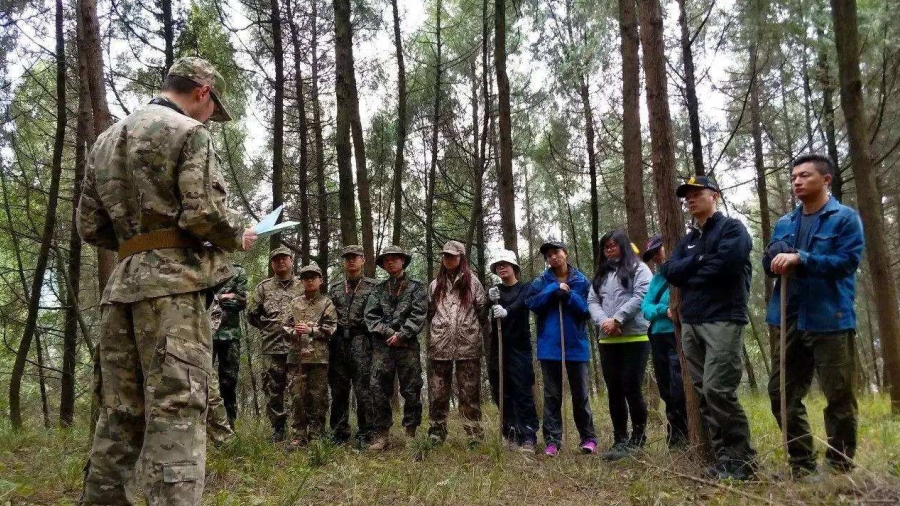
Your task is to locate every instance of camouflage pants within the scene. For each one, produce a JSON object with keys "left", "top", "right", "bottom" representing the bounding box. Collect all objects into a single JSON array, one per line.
[
  {"left": 329, "top": 334, "right": 375, "bottom": 442},
  {"left": 206, "top": 369, "right": 235, "bottom": 445},
  {"left": 212, "top": 338, "right": 241, "bottom": 425},
  {"left": 263, "top": 353, "right": 294, "bottom": 435},
  {"left": 289, "top": 363, "right": 329, "bottom": 441},
  {"left": 370, "top": 339, "right": 423, "bottom": 431},
  {"left": 82, "top": 292, "right": 210, "bottom": 506},
  {"left": 428, "top": 359, "right": 483, "bottom": 440}
]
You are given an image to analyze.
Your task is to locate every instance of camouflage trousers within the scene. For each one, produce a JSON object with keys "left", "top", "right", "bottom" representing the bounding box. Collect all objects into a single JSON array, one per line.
[
  {"left": 329, "top": 334, "right": 375, "bottom": 442},
  {"left": 370, "top": 339, "right": 423, "bottom": 431},
  {"left": 82, "top": 292, "right": 210, "bottom": 506},
  {"left": 427, "top": 359, "right": 483, "bottom": 440},
  {"left": 212, "top": 338, "right": 241, "bottom": 425},
  {"left": 206, "top": 368, "right": 234, "bottom": 445},
  {"left": 290, "top": 363, "right": 329, "bottom": 442},
  {"left": 263, "top": 353, "right": 293, "bottom": 436}
]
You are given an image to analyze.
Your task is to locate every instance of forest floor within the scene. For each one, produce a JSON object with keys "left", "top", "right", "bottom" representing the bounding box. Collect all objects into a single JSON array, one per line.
[{"left": 1, "top": 392, "right": 899, "bottom": 505}]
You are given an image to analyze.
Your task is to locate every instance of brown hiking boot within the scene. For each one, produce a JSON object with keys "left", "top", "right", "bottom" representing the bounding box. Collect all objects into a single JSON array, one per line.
[
  {"left": 368, "top": 430, "right": 390, "bottom": 452},
  {"left": 405, "top": 427, "right": 417, "bottom": 439}
]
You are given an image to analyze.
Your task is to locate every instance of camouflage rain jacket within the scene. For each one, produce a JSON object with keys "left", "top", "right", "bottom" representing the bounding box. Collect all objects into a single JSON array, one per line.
[{"left": 427, "top": 274, "right": 489, "bottom": 360}]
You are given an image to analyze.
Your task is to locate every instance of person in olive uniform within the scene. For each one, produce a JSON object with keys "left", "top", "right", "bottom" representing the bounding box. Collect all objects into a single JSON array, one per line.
[{"left": 212, "top": 263, "right": 248, "bottom": 427}]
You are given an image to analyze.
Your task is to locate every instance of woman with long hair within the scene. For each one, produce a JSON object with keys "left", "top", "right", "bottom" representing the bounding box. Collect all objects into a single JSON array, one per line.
[
  {"left": 427, "top": 240, "right": 489, "bottom": 444},
  {"left": 588, "top": 230, "right": 653, "bottom": 461}
]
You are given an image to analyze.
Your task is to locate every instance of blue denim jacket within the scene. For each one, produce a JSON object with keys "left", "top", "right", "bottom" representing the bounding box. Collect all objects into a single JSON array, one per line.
[{"left": 763, "top": 197, "right": 864, "bottom": 332}]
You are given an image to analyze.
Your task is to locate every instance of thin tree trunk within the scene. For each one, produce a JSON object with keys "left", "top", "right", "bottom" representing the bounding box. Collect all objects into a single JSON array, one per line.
[
  {"left": 816, "top": 25, "right": 843, "bottom": 202},
  {"left": 9, "top": 0, "right": 66, "bottom": 429},
  {"left": 425, "top": 0, "right": 442, "bottom": 283},
  {"left": 160, "top": 0, "right": 174, "bottom": 75},
  {"left": 348, "top": 62, "right": 375, "bottom": 275},
  {"left": 334, "top": 0, "right": 360, "bottom": 247},
  {"left": 742, "top": 343, "right": 758, "bottom": 392},
  {"left": 312, "top": 0, "right": 329, "bottom": 286},
  {"left": 749, "top": 41, "right": 773, "bottom": 304},
  {"left": 494, "top": 0, "right": 517, "bottom": 252},
  {"left": 270, "top": 0, "right": 285, "bottom": 250},
  {"left": 35, "top": 331, "right": 50, "bottom": 428},
  {"left": 747, "top": 314, "right": 771, "bottom": 376},
  {"left": 831, "top": 0, "right": 900, "bottom": 411},
  {"left": 676, "top": 0, "right": 705, "bottom": 176},
  {"left": 390, "top": 0, "right": 408, "bottom": 247},
  {"left": 637, "top": 0, "right": 712, "bottom": 461},
  {"left": 286, "top": 0, "right": 310, "bottom": 264},
  {"left": 619, "top": 0, "right": 648, "bottom": 251},
  {"left": 578, "top": 76, "right": 602, "bottom": 263}
]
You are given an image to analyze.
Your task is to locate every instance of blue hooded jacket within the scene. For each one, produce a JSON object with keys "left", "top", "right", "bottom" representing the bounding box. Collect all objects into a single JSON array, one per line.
[
  {"left": 526, "top": 265, "right": 591, "bottom": 362},
  {"left": 763, "top": 196, "right": 864, "bottom": 332}
]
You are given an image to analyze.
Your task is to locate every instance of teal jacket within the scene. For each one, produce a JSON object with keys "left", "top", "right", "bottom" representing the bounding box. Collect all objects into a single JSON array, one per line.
[{"left": 641, "top": 270, "right": 674, "bottom": 334}]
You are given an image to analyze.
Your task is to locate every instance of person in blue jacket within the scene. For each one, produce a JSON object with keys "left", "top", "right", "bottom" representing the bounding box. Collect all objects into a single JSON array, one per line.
[
  {"left": 763, "top": 154, "right": 864, "bottom": 479},
  {"left": 641, "top": 235, "right": 688, "bottom": 449},
  {"left": 526, "top": 240, "right": 597, "bottom": 456}
]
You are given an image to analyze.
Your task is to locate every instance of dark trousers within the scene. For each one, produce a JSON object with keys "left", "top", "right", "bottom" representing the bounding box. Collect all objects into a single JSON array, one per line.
[
  {"left": 648, "top": 333, "right": 688, "bottom": 445},
  {"left": 540, "top": 360, "right": 596, "bottom": 445},
  {"left": 599, "top": 341, "right": 650, "bottom": 443},
  {"left": 488, "top": 349, "right": 539, "bottom": 444},
  {"left": 682, "top": 322, "right": 756, "bottom": 464},
  {"left": 329, "top": 334, "right": 375, "bottom": 442},
  {"left": 212, "top": 339, "right": 241, "bottom": 425},
  {"left": 370, "top": 340, "right": 423, "bottom": 430},
  {"left": 768, "top": 321, "right": 857, "bottom": 471}
]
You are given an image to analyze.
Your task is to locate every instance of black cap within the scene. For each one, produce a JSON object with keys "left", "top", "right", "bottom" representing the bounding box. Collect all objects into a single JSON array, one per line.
[
  {"left": 539, "top": 240, "right": 568, "bottom": 257},
  {"left": 642, "top": 235, "right": 664, "bottom": 262},
  {"left": 676, "top": 175, "right": 720, "bottom": 198}
]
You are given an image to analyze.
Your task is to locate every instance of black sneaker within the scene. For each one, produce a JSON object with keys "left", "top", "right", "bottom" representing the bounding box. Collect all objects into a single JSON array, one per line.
[
  {"left": 271, "top": 429, "right": 286, "bottom": 443},
  {"left": 602, "top": 440, "right": 630, "bottom": 461},
  {"left": 717, "top": 460, "right": 758, "bottom": 481}
]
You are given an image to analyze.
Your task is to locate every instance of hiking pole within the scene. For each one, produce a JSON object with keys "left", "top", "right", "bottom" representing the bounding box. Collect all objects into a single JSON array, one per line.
[
  {"left": 498, "top": 316, "right": 505, "bottom": 441},
  {"left": 779, "top": 275, "right": 789, "bottom": 457},
  {"left": 558, "top": 300, "right": 568, "bottom": 450}
]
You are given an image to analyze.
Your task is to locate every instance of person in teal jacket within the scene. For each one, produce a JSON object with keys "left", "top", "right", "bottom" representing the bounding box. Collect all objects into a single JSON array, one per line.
[{"left": 641, "top": 235, "right": 688, "bottom": 447}]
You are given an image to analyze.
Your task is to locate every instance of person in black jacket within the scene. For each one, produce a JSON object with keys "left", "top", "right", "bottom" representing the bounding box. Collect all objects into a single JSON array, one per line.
[
  {"left": 487, "top": 249, "right": 539, "bottom": 453},
  {"left": 660, "top": 176, "right": 757, "bottom": 480}
]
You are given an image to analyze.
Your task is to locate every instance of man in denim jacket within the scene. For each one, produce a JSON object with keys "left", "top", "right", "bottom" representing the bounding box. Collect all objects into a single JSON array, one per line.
[{"left": 763, "top": 154, "right": 864, "bottom": 479}]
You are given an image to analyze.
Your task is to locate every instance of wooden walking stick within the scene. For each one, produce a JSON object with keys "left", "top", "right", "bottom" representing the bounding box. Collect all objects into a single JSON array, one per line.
[
  {"left": 558, "top": 301, "right": 568, "bottom": 450},
  {"left": 779, "top": 275, "right": 789, "bottom": 456},
  {"left": 497, "top": 317, "right": 505, "bottom": 440}
]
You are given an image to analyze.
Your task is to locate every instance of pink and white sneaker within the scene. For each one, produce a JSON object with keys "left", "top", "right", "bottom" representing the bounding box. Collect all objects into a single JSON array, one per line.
[
  {"left": 580, "top": 439, "right": 597, "bottom": 454},
  {"left": 544, "top": 442, "right": 559, "bottom": 457}
]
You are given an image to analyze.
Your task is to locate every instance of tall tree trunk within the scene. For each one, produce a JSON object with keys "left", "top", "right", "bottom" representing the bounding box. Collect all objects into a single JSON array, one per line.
[
  {"left": 637, "top": 0, "right": 712, "bottom": 461},
  {"left": 817, "top": 25, "right": 843, "bottom": 202},
  {"left": 676, "top": 0, "right": 705, "bottom": 176},
  {"left": 270, "top": 0, "right": 285, "bottom": 250},
  {"left": 160, "top": 0, "right": 174, "bottom": 77},
  {"left": 749, "top": 41, "right": 773, "bottom": 304},
  {"left": 347, "top": 56, "right": 375, "bottom": 275},
  {"left": 578, "top": 76, "right": 602, "bottom": 263},
  {"left": 390, "top": 0, "right": 408, "bottom": 246},
  {"left": 494, "top": 0, "right": 517, "bottom": 252},
  {"left": 425, "top": 0, "right": 442, "bottom": 283},
  {"left": 9, "top": 0, "right": 66, "bottom": 429},
  {"left": 334, "top": 0, "right": 360, "bottom": 247},
  {"left": 619, "top": 0, "right": 648, "bottom": 251},
  {"left": 35, "top": 331, "right": 50, "bottom": 428},
  {"left": 831, "top": 0, "right": 900, "bottom": 412},
  {"left": 312, "top": 0, "right": 329, "bottom": 286},
  {"left": 742, "top": 343, "right": 758, "bottom": 392},
  {"left": 286, "top": 0, "right": 310, "bottom": 264}
]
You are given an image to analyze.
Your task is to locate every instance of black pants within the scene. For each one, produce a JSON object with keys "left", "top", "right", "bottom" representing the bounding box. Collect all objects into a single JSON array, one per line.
[
  {"left": 212, "top": 338, "right": 241, "bottom": 425},
  {"left": 649, "top": 333, "right": 688, "bottom": 445},
  {"left": 599, "top": 341, "right": 650, "bottom": 443},
  {"left": 488, "top": 349, "right": 539, "bottom": 444},
  {"left": 540, "top": 360, "right": 595, "bottom": 445}
]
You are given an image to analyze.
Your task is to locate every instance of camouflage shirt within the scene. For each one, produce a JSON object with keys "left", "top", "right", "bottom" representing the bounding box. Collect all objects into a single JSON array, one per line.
[
  {"left": 213, "top": 264, "right": 248, "bottom": 341},
  {"left": 428, "top": 274, "right": 489, "bottom": 360},
  {"left": 77, "top": 96, "right": 245, "bottom": 304},
  {"left": 247, "top": 276, "right": 304, "bottom": 355},
  {"left": 364, "top": 273, "right": 428, "bottom": 344},
  {"left": 328, "top": 276, "right": 377, "bottom": 339},
  {"left": 289, "top": 292, "right": 337, "bottom": 364}
]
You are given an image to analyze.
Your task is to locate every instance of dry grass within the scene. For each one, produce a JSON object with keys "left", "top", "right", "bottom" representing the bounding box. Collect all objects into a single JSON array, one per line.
[{"left": 2, "top": 392, "right": 899, "bottom": 505}]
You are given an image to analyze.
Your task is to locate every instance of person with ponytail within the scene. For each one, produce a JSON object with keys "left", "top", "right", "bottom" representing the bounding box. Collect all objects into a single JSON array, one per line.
[{"left": 588, "top": 230, "right": 653, "bottom": 461}]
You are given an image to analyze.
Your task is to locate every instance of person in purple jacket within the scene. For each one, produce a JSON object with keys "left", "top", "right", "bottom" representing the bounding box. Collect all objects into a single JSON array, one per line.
[{"left": 526, "top": 240, "right": 597, "bottom": 456}]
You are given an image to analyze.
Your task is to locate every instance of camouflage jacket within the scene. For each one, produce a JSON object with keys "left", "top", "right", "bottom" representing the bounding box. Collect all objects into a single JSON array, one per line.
[
  {"left": 77, "top": 97, "right": 245, "bottom": 304},
  {"left": 428, "top": 275, "right": 489, "bottom": 360},
  {"left": 289, "top": 292, "right": 337, "bottom": 364},
  {"left": 328, "top": 276, "right": 377, "bottom": 339},
  {"left": 213, "top": 264, "right": 248, "bottom": 341},
  {"left": 247, "top": 276, "right": 303, "bottom": 355},
  {"left": 364, "top": 273, "right": 428, "bottom": 345}
]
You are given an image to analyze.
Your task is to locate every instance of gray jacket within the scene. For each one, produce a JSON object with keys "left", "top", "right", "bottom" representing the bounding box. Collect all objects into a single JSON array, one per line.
[{"left": 588, "top": 263, "right": 652, "bottom": 338}]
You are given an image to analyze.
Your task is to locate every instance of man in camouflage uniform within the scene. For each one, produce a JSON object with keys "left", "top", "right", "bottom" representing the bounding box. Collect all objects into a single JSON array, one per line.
[
  {"left": 247, "top": 247, "right": 304, "bottom": 442},
  {"left": 364, "top": 246, "right": 428, "bottom": 451},
  {"left": 288, "top": 263, "right": 337, "bottom": 447},
  {"left": 77, "top": 57, "right": 255, "bottom": 505},
  {"left": 212, "top": 263, "right": 248, "bottom": 427},
  {"left": 328, "top": 245, "right": 377, "bottom": 445}
]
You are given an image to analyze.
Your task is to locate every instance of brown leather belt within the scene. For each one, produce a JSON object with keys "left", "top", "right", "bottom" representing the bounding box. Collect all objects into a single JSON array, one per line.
[{"left": 118, "top": 229, "right": 201, "bottom": 258}]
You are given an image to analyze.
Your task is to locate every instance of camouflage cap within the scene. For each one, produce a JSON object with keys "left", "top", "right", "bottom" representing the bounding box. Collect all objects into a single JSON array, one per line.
[
  {"left": 440, "top": 240, "right": 466, "bottom": 256},
  {"left": 298, "top": 263, "right": 323, "bottom": 278},
  {"left": 269, "top": 246, "right": 294, "bottom": 261},
  {"left": 375, "top": 245, "right": 412, "bottom": 269},
  {"left": 167, "top": 56, "right": 233, "bottom": 122},
  {"left": 341, "top": 245, "right": 365, "bottom": 258}
]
